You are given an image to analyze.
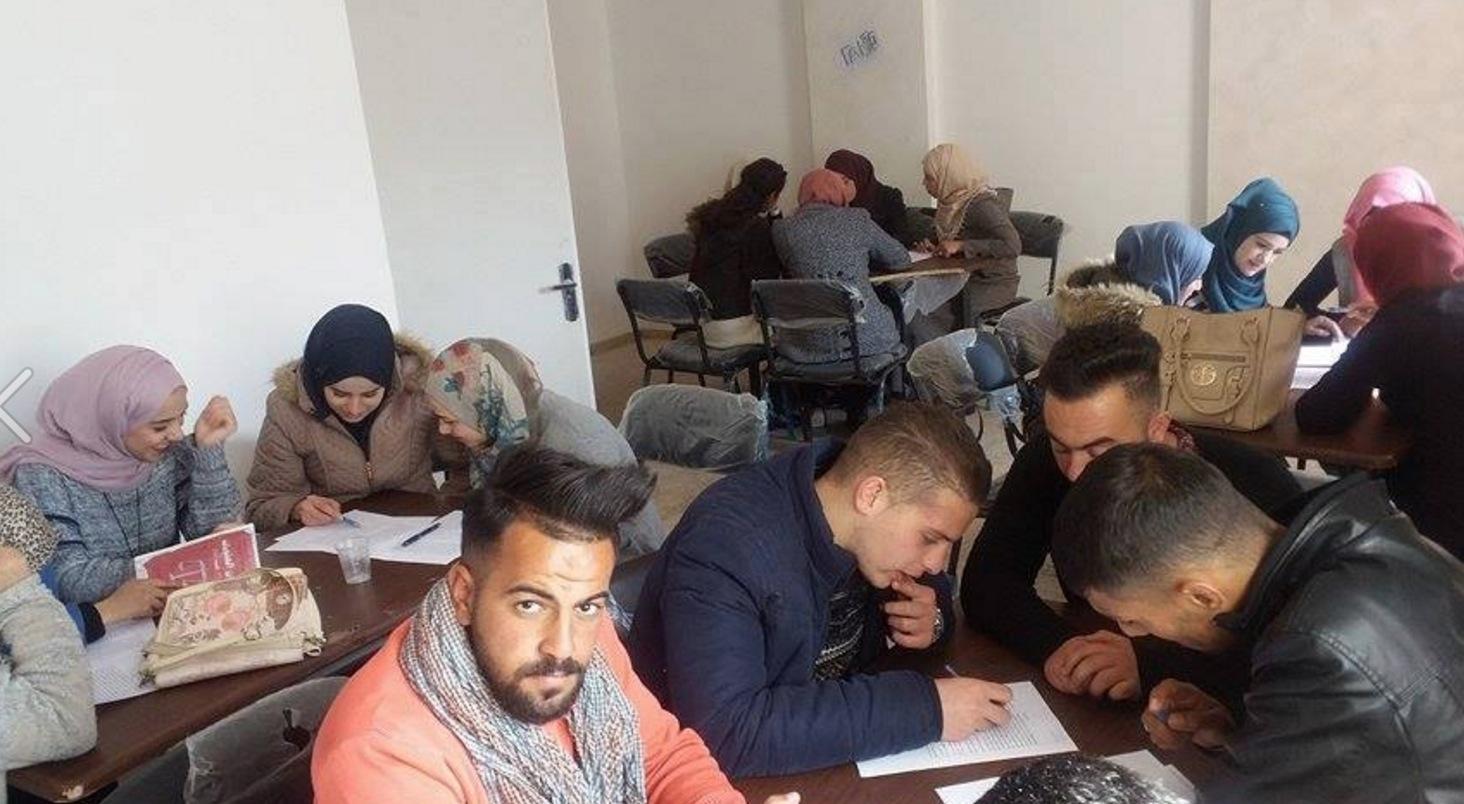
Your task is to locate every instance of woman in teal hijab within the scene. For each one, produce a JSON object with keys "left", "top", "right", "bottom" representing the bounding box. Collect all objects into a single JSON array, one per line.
[{"left": 1200, "top": 177, "right": 1300, "bottom": 312}]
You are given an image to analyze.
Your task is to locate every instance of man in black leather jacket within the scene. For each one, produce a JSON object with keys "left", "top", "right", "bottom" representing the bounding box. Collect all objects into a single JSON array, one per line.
[{"left": 1050, "top": 443, "right": 1464, "bottom": 804}]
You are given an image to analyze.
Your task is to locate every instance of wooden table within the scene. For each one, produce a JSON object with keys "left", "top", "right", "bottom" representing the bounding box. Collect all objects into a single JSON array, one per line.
[
  {"left": 1192, "top": 388, "right": 1411, "bottom": 472},
  {"left": 10, "top": 491, "right": 459, "bottom": 803},
  {"left": 868, "top": 255, "right": 974, "bottom": 285},
  {"left": 734, "top": 623, "right": 1223, "bottom": 803}
]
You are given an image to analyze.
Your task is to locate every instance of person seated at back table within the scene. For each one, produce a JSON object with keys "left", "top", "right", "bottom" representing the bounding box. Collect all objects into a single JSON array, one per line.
[
  {"left": 1, "top": 346, "right": 240, "bottom": 611},
  {"left": 961, "top": 323, "right": 1299, "bottom": 705},
  {"left": 424, "top": 337, "right": 665, "bottom": 559},
  {"left": 771, "top": 168, "right": 909, "bottom": 365},
  {"left": 976, "top": 755, "right": 1185, "bottom": 804},
  {"left": 687, "top": 157, "right": 788, "bottom": 349},
  {"left": 825, "top": 148, "right": 910, "bottom": 245},
  {"left": 1196, "top": 177, "right": 1300, "bottom": 313},
  {"left": 1051, "top": 444, "right": 1464, "bottom": 804},
  {"left": 1284, "top": 166, "right": 1436, "bottom": 339},
  {"left": 312, "top": 445, "right": 795, "bottom": 804},
  {"left": 997, "top": 220, "right": 1212, "bottom": 371},
  {"left": 247, "top": 303, "right": 442, "bottom": 530},
  {"left": 914, "top": 142, "right": 1022, "bottom": 326},
  {"left": 629, "top": 402, "right": 1013, "bottom": 778},
  {"left": 1296, "top": 202, "right": 1464, "bottom": 558}
]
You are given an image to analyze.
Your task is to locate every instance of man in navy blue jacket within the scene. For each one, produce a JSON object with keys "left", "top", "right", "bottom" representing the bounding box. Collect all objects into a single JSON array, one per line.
[{"left": 628, "top": 403, "right": 1013, "bottom": 777}]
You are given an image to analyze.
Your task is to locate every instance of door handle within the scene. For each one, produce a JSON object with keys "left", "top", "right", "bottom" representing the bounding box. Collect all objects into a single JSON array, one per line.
[{"left": 543, "top": 262, "right": 579, "bottom": 322}]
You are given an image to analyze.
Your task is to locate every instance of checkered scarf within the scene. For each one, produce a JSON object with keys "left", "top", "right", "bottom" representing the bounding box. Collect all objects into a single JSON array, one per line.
[{"left": 398, "top": 580, "right": 647, "bottom": 804}]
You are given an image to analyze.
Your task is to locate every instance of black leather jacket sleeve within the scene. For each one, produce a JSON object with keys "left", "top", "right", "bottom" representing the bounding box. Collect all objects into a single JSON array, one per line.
[{"left": 1208, "top": 630, "right": 1412, "bottom": 804}]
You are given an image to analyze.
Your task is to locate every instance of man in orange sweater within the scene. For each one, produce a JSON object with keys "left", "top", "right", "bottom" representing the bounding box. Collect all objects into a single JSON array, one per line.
[{"left": 312, "top": 445, "right": 796, "bottom": 804}]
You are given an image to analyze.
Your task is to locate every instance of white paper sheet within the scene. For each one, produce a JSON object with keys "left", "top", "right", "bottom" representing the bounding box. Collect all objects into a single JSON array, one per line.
[
  {"left": 88, "top": 618, "right": 157, "bottom": 705},
  {"left": 1298, "top": 339, "right": 1349, "bottom": 367},
  {"left": 935, "top": 777, "right": 998, "bottom": 804},
  {"left": 857, "top": 682, "right": 1077, "bottom": 778},
  {"left": 934, "top": 750, "right": 1195, "bottom": 804},
  {"left": 265, "top": 510, "right": 437, "bottom": 555},
  {"left": 370, "top": 509, "right": 463, "bottom": 565}
]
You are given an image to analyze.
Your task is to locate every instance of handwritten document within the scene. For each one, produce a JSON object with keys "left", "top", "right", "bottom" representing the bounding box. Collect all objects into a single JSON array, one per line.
[{"left": 857, "top": 682, "right": 1077, "bottom": 778}]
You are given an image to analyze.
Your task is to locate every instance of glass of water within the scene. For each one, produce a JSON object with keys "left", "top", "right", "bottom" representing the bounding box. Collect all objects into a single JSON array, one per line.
[{"left": 336, "top": 536, "right": 373, "bottom": 584}]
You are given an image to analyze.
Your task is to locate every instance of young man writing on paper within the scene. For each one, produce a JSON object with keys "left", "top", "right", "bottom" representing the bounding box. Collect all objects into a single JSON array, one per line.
[
  {"left": 313, "top": 446, "right": 794, "bottom": 804},
  {"left": 960, "top": 323, "right": 1299, "bottom": 705},
  {"left": 1052, "top": 444, "right": 1464, "bottom": 803},
  {"left": 629, "top": 403, "right": 1012, "bottom": 778}
]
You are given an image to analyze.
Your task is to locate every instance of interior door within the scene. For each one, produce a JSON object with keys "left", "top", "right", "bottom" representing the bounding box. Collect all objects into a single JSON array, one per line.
[{"left": 345, "top": 0, "right": 595, "bottom": 403}]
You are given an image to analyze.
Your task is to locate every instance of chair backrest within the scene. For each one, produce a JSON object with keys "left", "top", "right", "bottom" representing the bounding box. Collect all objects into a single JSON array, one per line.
[
  {"left": 619, "top": 384, "right": 769, "bottom": 470},
  {"left": 643, "top": 232, "right": 694, "bottom": 278},
  {"left": 184, "top": 677, "right": 347, "bottom": 804},
  {"left": 908, "top": 329, "right": 983, "bottom": 410},
  {"left": 1009, "top": 211, "right": 1065, "bottom": 294},
  {"left": 966, "top": 330, "right": 1020, "bottom": 392},
  {"left": 617, "top": 277, "right": 709, "bottom": 327},
  {"left": 750, "top": 278, "right": 864, "bottom": 332}
]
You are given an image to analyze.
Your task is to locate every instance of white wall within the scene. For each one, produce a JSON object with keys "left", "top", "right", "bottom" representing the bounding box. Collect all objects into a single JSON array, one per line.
[
  {"left": 0, "top": 1, "right": 396, "bottom": 477},
  {"left": 802, "top": 0, "right": 933, "bottom": 202},
  {"left": 552, "top": 0, "right": 816, "bottom": 343},
  {"left": 931, "top": 0, "right": 1209, "bottom": 298},
  {"left": 1209, "top": 0, "right": 1464, "bottom": 303},
  {"left": 345, "top": 0, "right": 596, "bottom": 403}
]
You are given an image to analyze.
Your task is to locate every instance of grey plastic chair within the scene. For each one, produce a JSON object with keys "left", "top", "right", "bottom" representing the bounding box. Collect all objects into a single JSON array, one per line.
[
  {"left": 750, "top": 278, "right": 908, "bottom": 439},
  {"left": 616, "top": 277, "right": 765, "bottom": 394},
  {"left": 619, "top": 384, "right": 769, "bottom": 470},
  {"left": 101, "top": 677, "right": 347, "bottom": 804},
  {"left": 643, "top": 233, "right": 694, "bottom": 278},
  {"left": 976, "top": 209, "right": 1067, "bottom": 329}
]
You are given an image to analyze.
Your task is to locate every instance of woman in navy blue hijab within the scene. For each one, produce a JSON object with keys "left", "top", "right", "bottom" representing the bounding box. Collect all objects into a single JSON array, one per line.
[{"left": 1199, "top": 178, "right": 1301, "bottom": 312}]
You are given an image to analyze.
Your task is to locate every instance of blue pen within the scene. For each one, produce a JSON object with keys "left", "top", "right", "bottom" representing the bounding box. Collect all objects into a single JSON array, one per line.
[
  {"left": 400, "top": 520, "right": 441, "bottom": 548},
  {"left": 341, "top": 515, "right": 362, "bottom": 529}
]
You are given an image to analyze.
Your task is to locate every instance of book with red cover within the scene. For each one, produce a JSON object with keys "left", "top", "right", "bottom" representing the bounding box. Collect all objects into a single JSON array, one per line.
[{"left": 133, "top": 524, "right": 261, "bottom": 586}]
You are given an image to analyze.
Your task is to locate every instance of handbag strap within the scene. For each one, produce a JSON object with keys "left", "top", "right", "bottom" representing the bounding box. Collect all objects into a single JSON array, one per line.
[{"left": 1163, "top": 314, "right": 1263, "bottom": 423}]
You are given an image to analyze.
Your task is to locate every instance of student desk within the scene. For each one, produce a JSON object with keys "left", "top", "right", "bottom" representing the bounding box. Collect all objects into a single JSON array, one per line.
[
  {"left": 10, "top": 490, "right": 461, "bottom": 803},
  {"left": 733, "top": 616, "right": 1226, "bottom": 803},
  {"left": 868, "top": 255, "right": 974, "bottom": 285},
  {"left": 1192, "top": 389, "right": 1411, "bottom": 473}
]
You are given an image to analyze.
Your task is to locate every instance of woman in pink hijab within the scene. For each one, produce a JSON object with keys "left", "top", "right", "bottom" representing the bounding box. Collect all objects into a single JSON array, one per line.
[
  {"left": 1284, "top": 167, "right": 1436, "bottom": 338},
  {"left": 1, "top": 346, "right": 241, "bottom": 609}
]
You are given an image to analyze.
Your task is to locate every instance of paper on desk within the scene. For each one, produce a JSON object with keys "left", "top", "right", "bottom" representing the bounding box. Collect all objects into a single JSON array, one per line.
[
  {"left": 1298, "top": 338, "right": 1349, "bottom": 367},
  {"left": 857, "top": 682, "right": 1077, "bottom": 778},
  {"left": 265, "top": 510, "right": 437, "bottom": 555},
  {"left": 370, "top": 509, "right": 463, "bottom": 565},
  {"left": 88, "top": 618, "right": 157, "bottom": 705},
  {"left": 933, "top": 750, "right": 1195, "bottom": 804},
  {"left": 908, "top": 249, "right": 934, "bottom": 262}
]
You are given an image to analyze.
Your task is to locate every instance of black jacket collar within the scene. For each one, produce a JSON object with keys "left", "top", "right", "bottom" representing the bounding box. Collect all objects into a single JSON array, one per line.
[{"left": 1216, "top": 474, "right": 1398, "bottom": 637}]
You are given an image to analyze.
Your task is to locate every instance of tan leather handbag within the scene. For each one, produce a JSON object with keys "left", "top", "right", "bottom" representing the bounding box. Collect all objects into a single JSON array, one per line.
[{"left": 1139, "top": 306, "right": 1304, "bottom": 432}]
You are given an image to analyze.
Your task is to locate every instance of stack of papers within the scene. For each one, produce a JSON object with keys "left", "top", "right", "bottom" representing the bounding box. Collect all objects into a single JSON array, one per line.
[
  {"left": 88, "top": 618, "right": 157, "bottom": 705},
  {"left": 933, "top": 750, "right": 1195, "bottom": 803},
  {"left": 856, "top": 682, "right": 1077, "bottom": 778},
  {"left": 265, "top": 509, "right": 463, "bottom": 565}
]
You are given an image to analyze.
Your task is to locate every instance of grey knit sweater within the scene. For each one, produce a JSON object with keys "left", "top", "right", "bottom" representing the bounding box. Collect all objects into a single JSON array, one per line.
[
  {"left": 771, "top": 203, "right": 909, "bottom": 363},
  {"left": 11, "top": 440, "right": 241, "bottom": 603},
  {"left": 0, "top": 574, "right": 96, "bottom": 794}
]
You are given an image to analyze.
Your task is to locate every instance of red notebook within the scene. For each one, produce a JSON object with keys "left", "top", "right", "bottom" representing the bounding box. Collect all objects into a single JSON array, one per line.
[{"left": 132, "top": 524, "right": 261, "bottom": 586}]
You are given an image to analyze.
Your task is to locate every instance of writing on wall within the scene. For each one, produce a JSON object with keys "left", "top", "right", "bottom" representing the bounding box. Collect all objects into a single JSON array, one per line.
[{"left": 839, "top": 29, "right": 879, "bottom": 69}]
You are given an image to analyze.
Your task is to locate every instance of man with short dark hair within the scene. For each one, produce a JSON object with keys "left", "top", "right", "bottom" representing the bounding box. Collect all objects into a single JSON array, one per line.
[
  {"left": 961, "top": 323, "right": 1300, "bottom": 704},
  {"left": 312, "top": 446, "right": 795, "bottom": 804},
  {"left": 629, "top": 402, "right": 1013, "bottom": 777},
  {"left": 1052, "top": 444, "right": 1464, "bottom": 803}
]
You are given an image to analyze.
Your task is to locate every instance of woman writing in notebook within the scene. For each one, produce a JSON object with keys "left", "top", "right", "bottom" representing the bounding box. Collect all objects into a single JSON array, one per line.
[
  {"left": 0, "top": 346, "right": 240, "bottom": 610},
  {"left": 247, "top": 304, "right": 442, "bottom": 530}
]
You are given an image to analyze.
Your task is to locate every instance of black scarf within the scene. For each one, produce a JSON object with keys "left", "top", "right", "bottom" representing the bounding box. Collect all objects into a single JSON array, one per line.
[{"left": 300, "top": 304, "right": 396, "bottom": 452}]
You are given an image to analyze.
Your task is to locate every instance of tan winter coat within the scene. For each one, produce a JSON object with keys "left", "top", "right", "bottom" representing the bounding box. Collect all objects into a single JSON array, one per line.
[{"left": 246, "top": 334, "right": 439, "bottom": 530}]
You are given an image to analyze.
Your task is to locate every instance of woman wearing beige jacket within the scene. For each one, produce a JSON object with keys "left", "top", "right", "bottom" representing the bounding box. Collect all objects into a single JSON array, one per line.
[{"left": 246, "top": 304, "right": 439, "bottom": 530}]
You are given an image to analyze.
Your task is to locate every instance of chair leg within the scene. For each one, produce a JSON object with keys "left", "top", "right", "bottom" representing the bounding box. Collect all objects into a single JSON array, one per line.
[
  {"left": 748, "top": 363, "right": 763, "bottom": 398},
  {"left": 641, "top": 367, "right": 652, "bottom": 387},
  {"left": 697, "top": 373, "right": 707, "bottom": 387},
  {"left": 667, "top": 371, "right": 675, "bottom": 384}
]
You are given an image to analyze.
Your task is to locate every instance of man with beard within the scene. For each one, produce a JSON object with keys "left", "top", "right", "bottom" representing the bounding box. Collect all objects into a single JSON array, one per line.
[{"left": 312, "top": 446, "right": 795, "bottom": 804}]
